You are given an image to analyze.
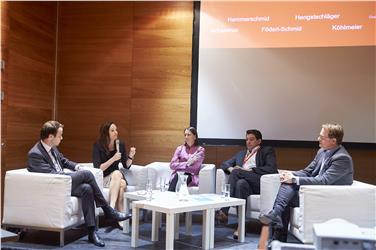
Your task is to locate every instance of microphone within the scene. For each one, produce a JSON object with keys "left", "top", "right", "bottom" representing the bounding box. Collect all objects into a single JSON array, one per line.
[{"left": 115, "top": 139, "right": 120, "bottom": 153}]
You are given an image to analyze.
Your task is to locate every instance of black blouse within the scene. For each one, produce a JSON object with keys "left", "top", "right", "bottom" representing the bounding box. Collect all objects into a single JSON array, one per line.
[{"left": 92, "top": 140, "right": 130, "bottom": 177}]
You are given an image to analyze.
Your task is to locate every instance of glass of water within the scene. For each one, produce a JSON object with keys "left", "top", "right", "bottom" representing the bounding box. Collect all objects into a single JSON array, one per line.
[
  {"left": 146, "top": 179, "right": 153, "bottom": 201},
  {"left": 159, "top": 177, "right": 166, "bottom": 192},
  {"left": 222, "top": 183, "right": 230, "bottom": 200}
]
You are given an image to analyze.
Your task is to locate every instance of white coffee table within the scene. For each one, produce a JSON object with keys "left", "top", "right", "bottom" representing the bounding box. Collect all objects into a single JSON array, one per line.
[
  {"left": 131, "top": 192, "right": 245, "bottom": 250},
  {"left": 124, "top": 190, "right": 193, "bottom": 240}
]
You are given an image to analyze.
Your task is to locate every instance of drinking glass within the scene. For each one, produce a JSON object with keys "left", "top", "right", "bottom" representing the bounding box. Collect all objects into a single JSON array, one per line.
[
  {"left": 146, "top": 179, "right": 153, "bottom": 201},
  {"left": 159, "top": 177, "right": 166, "bottom": 192},
  {"left": 222, "top": 183, "right": 230, "bottom": 200}
]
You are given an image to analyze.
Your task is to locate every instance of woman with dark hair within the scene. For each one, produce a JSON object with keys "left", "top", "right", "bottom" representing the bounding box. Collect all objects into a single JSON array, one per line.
[
  {"left": 168, "top": 127, "right": 205, "bottom": 191},
  {"left": 92, "top": 122, "right": 136, "bottom": 229}
]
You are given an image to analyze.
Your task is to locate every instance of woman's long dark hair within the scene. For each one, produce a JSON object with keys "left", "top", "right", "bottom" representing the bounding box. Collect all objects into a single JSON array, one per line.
[
  {"left": 185, "top": 126, "right": 199, "bottom": 146},
  {"left": 98, "top": 121, "right": 115, "bottom": 153}
]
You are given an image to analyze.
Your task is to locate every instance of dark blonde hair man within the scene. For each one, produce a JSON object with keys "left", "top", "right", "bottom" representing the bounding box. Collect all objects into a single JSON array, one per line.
[{"left": 259, "top": 123, "right": 353, "bottom": 243}]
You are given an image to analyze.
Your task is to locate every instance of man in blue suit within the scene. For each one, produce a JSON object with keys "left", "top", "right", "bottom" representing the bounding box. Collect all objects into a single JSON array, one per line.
[
  {"left": 259, "top": 123, "right": 353, "bottom": 243},
  {"left": 216, "top": 129, "right": 278, "bottom": 239},
  {"left": 27, "top": 121, "right": 131, "bottom": 247}
]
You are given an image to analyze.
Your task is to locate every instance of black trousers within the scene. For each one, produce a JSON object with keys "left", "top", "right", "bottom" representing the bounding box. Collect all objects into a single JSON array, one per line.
[
  {"left": 221, "top": 169, "right": 261, "bottom": 215},
  {"left": 273, "top": 183, "right": 300, "bottom": 234},
  {"left": 67, "top": 170, "right": 108, "bottom": 227},
  {"left": 168, "top": 173, "right": 192, "bottom": 192}
]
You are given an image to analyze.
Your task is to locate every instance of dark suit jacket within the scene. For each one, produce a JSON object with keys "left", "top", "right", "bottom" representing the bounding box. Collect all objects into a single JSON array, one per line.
[
  {"left": 221, "top": 146, "right": 278, "bottom": 175},
  {"left": 27, "top": 141, "right": 77, "bottom": 174},
  {"left": 294, "top": 145, "right": 353, "bottom": 185}
]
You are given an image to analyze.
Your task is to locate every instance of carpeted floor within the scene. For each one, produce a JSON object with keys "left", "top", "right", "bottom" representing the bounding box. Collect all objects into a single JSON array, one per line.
[{"left": 1, "top": 213, "right": 300, "bottom": 250}]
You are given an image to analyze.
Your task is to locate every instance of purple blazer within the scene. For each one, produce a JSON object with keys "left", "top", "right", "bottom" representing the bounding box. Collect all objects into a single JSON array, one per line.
[{"left": 169, "top": 144, "right": 205, "bottom": 187}]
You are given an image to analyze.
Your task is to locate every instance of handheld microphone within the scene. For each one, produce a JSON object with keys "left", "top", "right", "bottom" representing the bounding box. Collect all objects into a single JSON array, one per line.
[{"left": 115, "top": 139, "right": 120, "bottom": 153}]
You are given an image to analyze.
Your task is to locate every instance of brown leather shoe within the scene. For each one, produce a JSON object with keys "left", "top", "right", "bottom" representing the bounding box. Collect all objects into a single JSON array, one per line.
[{"left": 215, "top": 210, "right": 228, "bottom": 224}]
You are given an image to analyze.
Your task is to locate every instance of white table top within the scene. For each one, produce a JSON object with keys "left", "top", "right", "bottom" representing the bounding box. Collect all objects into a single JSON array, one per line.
[{"left": 132, "top": 192, "right": 245, "bottom": 214}]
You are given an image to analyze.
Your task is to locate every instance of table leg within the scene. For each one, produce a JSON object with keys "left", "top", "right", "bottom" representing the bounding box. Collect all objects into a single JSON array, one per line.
[
  {"left": 131, "top": 206, "right": 140, "bottom": 247},
  {"left": 166, "top": 212, "right": 175, "bottom": 250},
  {"left": 202, "top": 209, "right": 211, "bottom": 250},
  {"left": 174, "top": 213, "right": 180, "bottom": 239},
  {"left": 152, "top": 211, "right": 161, "bottom": 241},
  {"left": 123, "top": 197, "right": 130, "bottom": 234},
  {"left": 238, "top": 204, "right": 245, "bottom": 243},
  {"left": 185, "top": 212, "right": 192, "bottom": 236},
  {"left": 209, "top": 209, "right": 215, "bottom": 249}
]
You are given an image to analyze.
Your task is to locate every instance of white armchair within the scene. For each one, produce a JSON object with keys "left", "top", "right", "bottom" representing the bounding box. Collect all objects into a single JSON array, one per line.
[
  {"left": 2, "top": 167, "right": 103, "bottom": 246},
  {"left": 216, "top": 169, "right": 279, "bottom": 219},
  {"left": 78, "top": 163, "right": 148, "bottom": 201},
  {"left": 145, "top": 161, "right": 216, "bottom": 194},
  {"left": 290, "top": 181, "right": 376, "bottom": 243}
]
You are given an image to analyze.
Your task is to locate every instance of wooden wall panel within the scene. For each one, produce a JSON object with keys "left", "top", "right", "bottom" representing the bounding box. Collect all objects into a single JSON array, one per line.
[
  {"left": 57, "top": 2, "right": 134, "bottom": 162},
  {"left": 4, "top": 2, "right": 57, "bottom": 169},
  {"left": 131, "top": 2, "right": 193, "bottom": 165},
  {"left": 1, "top": 2, "right": 57, "bottom": 217}
]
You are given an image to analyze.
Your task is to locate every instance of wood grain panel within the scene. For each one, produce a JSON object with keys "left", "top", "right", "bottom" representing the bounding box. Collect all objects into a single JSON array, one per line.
[
  {"left": 5, "top": 2, "right": 57, "bottom": 169},
  {"left": 130, "top": 2, "right": 193, "bottom": 167},
  {"left": 130, "top": 129, "right": 185, "bottom": 165},
  {"left": 1, "top": 2, "right": 57, "bottom": 217},
  {"left": 57, "top": 2, "right": 134, "bottom": 162}
]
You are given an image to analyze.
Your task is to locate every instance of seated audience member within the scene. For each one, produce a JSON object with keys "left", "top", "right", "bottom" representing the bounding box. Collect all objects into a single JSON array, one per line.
[
  {"left": 93, "top": 121, "right": 136, "bottom": 231},
  {"left": 168, "top": 127, "right": 205, "bottom": 191},
  {"left": 217, "top": 129, "right": 278, "bottom": 239},
  {"left": 259, "top": 123, "right": 353, "bottom": 243},
  {"left": 27, "top": 121, "right": 131, "bottom": 247}
]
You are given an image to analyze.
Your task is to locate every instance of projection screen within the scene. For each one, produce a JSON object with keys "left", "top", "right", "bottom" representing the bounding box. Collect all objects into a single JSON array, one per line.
[{"left": 194, "top": 1, "right": 376, "bottom": 144}]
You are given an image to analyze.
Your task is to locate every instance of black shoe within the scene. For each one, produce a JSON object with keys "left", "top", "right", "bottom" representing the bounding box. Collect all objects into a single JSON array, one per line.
[
  {"left": 272, "top": 229, "right": 288, "bottom": 242},
  {"left": 102, "top": 205, "right": 132, "bottom": 222},
  {"left": 88, "top": 230, "right": 105, "bottom": 247},
  {"left": 233, "top": 230, "right": 238, "bottom": 240},
  {"left": 259, "top": 211, "right": 283, "bottom": 228}
]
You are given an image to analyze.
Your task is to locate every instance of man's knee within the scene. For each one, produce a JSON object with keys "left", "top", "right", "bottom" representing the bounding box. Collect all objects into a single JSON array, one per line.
[
  {"left": 80, "top": 183, "right": 93, "bottom": 196},
  {"left": 236, "top": 179, "right": 249, "bottom": 189}
]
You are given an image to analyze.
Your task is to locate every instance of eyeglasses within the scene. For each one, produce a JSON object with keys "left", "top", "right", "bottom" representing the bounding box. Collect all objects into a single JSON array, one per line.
[{"left": 318, "top": 135, "right": 331, "bottom": 140}]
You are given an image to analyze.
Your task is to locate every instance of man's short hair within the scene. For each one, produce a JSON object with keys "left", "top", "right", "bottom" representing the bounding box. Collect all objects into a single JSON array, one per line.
[
  {"left": 246, "top": 129, "right": 262, "bottom": 140},
  {"left": 322, "top": 123, "right": 344, "bottom": 145},
  {"left": 40, "top": 121, "right": 63, "bottom": 140}
]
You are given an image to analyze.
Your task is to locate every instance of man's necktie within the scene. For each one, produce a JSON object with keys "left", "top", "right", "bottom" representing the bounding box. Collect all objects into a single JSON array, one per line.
[{"left": 51, "top": 149, "right": 62, "bottom": 172}]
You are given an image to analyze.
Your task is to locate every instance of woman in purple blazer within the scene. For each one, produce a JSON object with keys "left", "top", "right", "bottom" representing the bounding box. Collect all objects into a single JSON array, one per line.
[{"left": 168, "top": 127, "right": 205, "bottom": 191}]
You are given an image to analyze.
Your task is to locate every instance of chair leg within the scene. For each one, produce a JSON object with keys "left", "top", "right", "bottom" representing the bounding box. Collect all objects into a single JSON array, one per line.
[{"left": 60, "top": 230, "right": 65, "bottom": 247}]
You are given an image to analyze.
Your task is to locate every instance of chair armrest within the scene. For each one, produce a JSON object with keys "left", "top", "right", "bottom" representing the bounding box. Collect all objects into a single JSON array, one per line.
[
  {"left": 145, "top": 162, "right": 171, "bottom": 189},
  {"left": 2, "top": 169, "right": 72, "bottom": 228},
  {"left": 198, "top": 164, "right": 216, "bottom": 194},
  {"left": 215, "top": 169, "right": 229, "bottom": 195},
  {"left": 299, "top": 184, "right": 376, "bottom": 229},
  {"left": 259, "top": 173, "right": 281, "bottom": 215}
]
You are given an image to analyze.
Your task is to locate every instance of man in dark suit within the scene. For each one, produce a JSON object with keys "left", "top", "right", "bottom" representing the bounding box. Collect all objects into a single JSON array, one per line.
[
  {"left": 27, "top": 121, "right": 131, "bottom": 247},
  {"left": 259, "top": 123, "right": 354, "bottom": 243},
  {"left": 217, "top": 129, "right": 278, "bottom": 239}
]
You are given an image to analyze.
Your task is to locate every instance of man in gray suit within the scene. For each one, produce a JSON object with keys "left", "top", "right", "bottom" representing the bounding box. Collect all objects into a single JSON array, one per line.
[
  {"left": 259, "top": 123, "right": 354, "bottom": 242},
  {"left": 27, "top": 121, "right": 131, "bottom": 247}
]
